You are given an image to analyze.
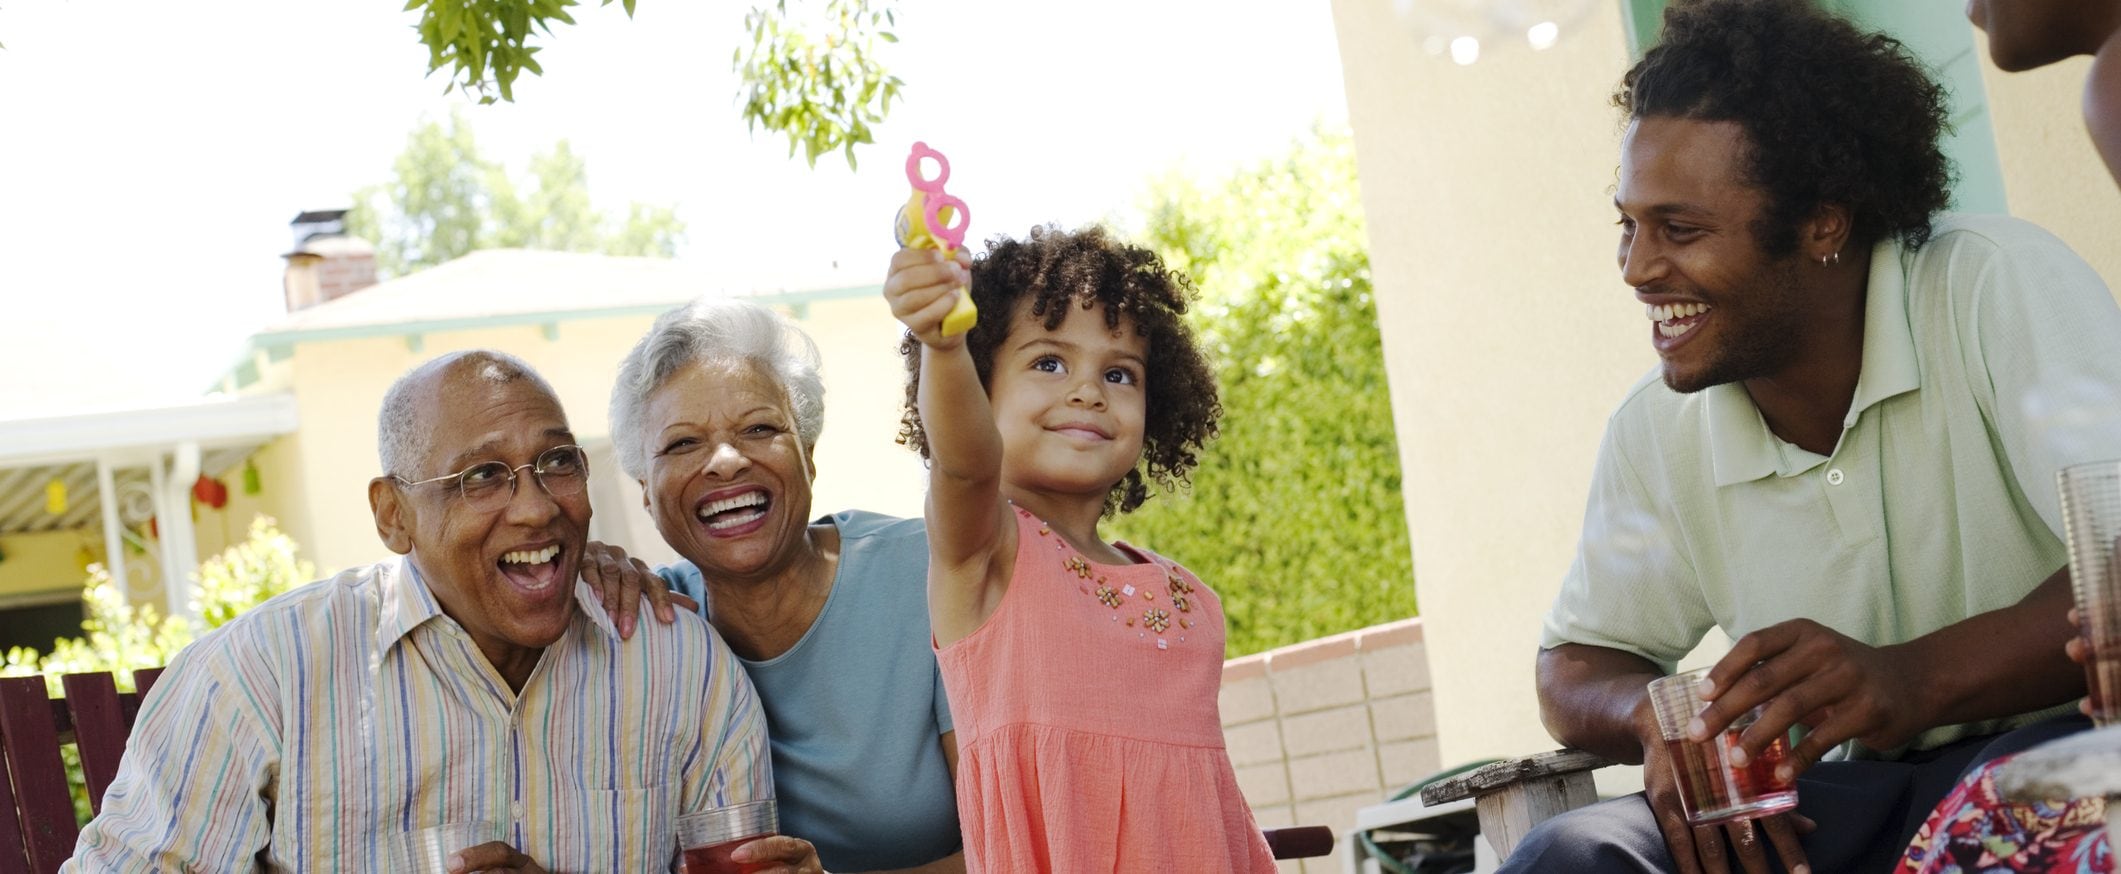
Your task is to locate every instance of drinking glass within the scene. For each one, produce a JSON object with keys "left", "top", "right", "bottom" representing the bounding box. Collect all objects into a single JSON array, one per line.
[
  {"left": 676, "top": 800, "right": 778, "bottom": 874},
  {"left": 386, "top": 820, "right": 506, "bottom": 873},
  {"left": 1647, "top": 668, "right": 1799, "bottom": 825},
  {"left": 2059, "top": 460, "right": 2121, "bottom": 726}
]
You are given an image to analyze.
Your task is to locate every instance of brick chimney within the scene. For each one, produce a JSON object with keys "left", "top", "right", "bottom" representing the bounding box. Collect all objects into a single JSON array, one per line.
[{"left": 281, "top": 209, "right": 379, "bottom": 312}]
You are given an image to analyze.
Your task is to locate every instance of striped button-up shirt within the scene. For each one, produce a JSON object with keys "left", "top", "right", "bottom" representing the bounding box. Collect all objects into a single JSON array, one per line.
[{"left": 66, "top": 557, "right": 770, "bottom": 872}]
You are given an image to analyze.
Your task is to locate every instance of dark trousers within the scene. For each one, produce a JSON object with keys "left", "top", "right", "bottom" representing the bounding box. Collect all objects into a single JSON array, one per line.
[{"left": 1496, "top": 715, "right": 2091, "bottom": 874}]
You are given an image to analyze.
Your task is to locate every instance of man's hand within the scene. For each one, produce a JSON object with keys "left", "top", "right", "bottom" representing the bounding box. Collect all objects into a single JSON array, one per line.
[
  {"left": 729, "top": 834, "right": 827, "bottom": 873},
  {"left": 579, "top": 541, "right": 697, "bottom": 639},
  {"left": 1637, "top": 697, "right": 1814, "bottom": 874},
  {"left": 446, "top": 841, "right": 549, "bottom": 874},
  {"left": 1693, "top": 619, "right": 1927, "bottom": 780}
]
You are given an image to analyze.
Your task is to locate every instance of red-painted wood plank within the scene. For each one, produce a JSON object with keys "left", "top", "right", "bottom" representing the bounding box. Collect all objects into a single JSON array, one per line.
[
  {"left": 0, "top": 710, "right": 35, "bottom": 874},
  {"left": 0, "top": 677, "right": 75, "bottom": 873},
  {"left": 58, "top": 675, "right": 125, "bottom": 816},
  {"left": 129, "top": 668, "right": 164, "bottom": 714}
]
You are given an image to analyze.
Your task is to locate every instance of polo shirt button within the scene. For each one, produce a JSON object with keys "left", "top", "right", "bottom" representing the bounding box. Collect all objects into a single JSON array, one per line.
[
  {"left": 511, "top": 800, "right": 524, "bottom": 819},
  {"left": 1826, "top": 468, "right": 1845, "bottom": 485}
]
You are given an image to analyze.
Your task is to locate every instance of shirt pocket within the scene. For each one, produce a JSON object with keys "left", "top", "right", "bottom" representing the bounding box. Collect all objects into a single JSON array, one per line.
[{"left": 541, "top": 785, "right": 676, "bottom": 873}]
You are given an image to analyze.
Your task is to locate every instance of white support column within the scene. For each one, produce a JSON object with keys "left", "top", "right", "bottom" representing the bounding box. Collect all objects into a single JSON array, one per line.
[
  {"left": 95, "top": 456, "right": 126, "bottom": 596},
  {"left": 163, "top": 442, "right": 201, "bottom": 623}
]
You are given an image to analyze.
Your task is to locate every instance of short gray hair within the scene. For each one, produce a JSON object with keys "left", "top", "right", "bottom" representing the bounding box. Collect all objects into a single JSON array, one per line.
[
  {"left": 610, "top": 298, "right": 825, "bottom": 482},
  {"left": 379, "top": 349, "right": 556, "bottom": 477}
]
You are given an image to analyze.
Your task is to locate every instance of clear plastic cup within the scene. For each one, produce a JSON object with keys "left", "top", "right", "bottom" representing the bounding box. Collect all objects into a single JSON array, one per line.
[
  {"left": 1647, "top": 668, "right": 1799, "bottom": 825},
  {"left": 386, "top": 820, "right": 506, "bottom": 873},
  {"left": 2060, "top": 460, "right": 2121, "bottom": 726},
  {"left": 675, "top": 800, "right": 778, "bottom": 874}
]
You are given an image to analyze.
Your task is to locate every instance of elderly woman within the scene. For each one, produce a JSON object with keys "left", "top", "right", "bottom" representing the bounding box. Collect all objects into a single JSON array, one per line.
[{"left": 603, "top": 298, "right": 963, "bottom": 874}]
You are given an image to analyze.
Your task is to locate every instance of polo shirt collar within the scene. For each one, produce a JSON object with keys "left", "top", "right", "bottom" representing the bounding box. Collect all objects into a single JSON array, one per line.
[
  {"left": 379, "top": 556, "right": 613, "bottom": 652},
  {"left": 1706, "top": 235, "right": 1922, "bottom": 487}
]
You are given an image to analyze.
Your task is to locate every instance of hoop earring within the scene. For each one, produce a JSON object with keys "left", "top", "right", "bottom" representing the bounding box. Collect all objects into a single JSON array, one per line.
[{"left": 1819, "top": 251, "right": 1840, "bottom": 267}]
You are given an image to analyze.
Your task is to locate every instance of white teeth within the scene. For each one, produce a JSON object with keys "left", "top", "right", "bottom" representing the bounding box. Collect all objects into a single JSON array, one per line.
[
  {"left": 1645, "top": 303, "right": 1712, "bottom": 323},
  {"left": 697, "top": 492, "right": 767, "bottom": 520},
  {"left": 706, "top": 508, "right": 767, "bottom": 531},
  {"left": 500, "top": 545, "right": 559, "bottom": 565},
  {"left": 1656, "top": 320, "right": 1699, "bottom": 338}
]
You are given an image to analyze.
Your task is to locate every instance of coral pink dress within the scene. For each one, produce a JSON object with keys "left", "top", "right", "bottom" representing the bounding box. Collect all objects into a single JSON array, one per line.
[{"left": 936, "top": 505, "right": 1277, "bottom": 873}]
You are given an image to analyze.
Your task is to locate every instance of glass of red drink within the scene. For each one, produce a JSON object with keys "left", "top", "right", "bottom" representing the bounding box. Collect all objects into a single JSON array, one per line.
[
  {"left": 676, "top": 799, "right": 778, "bottom": 874},
  {"left": 1647, "top": 668, "right": 1799, "bottom": 826},
  {"left": 2059, "top": 461, "right": 2121, "bottom": 727}
]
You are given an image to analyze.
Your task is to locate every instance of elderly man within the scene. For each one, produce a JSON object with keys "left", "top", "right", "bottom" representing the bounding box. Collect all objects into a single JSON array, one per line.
[
  {"left": 65, "top": 350, "right": 789, "bottom": 872},
  {"left": 1506, "top": 1, "right": 2121, "bottom": 872}
]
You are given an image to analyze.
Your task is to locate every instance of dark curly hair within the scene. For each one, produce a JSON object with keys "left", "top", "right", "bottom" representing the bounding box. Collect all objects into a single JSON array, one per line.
[
  {"left": 1617, "top": 0, "right": 1954, "bottom": 254},
  {"left": 897, "top": 224, "right": 1221, "bottom": 516}
]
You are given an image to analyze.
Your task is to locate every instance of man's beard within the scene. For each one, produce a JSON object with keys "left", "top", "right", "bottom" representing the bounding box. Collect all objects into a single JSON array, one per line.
[{"left": 1663, "top": 257, "right": 1810, "bottom": 394}]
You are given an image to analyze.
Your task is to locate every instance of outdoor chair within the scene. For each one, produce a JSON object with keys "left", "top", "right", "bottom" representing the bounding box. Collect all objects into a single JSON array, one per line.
[{"left": 0, "top": 668, "right": 165, "bottom": 874}]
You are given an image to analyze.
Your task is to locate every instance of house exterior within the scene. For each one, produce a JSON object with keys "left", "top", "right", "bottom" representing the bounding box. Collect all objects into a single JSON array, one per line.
[{"left": 0, "top": 237, "right": 926, "bottom": 647}]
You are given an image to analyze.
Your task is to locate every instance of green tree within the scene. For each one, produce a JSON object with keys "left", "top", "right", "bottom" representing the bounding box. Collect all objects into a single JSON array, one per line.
[
  {"left": 345, "top": 109, "right": 685, "bottom": 278},
  {"left": 406, "top": 0, "right": 899, "bottom": 168},
  {"left": 1110, "top": 126, "right": 1416, "bottom": 657}
]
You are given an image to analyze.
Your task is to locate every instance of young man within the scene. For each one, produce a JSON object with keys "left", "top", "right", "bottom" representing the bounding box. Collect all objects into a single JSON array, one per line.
[{"left": 1509, "top": 1, "right": 2119, "bottom": 871}]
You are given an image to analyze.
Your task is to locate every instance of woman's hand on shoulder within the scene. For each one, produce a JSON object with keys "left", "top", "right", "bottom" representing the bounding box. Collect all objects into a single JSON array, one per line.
[{"left": 579, "top": 541, "right": 697, "bottom": 639}]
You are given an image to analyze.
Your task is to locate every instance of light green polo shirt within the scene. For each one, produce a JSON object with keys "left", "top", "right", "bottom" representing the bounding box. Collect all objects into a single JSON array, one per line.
[{"left": 1543, "top": 214, "right": 2120, "bottom": 757}]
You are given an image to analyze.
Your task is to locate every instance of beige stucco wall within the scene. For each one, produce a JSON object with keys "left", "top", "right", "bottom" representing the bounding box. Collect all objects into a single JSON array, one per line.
[
  {"left": 1329, "top": 0, "right": 1652, "bottom": 767},
  {"left": 269, "top": 295, "right": 927, "bottom": 577},
  {"left": 1332, "top": 0, "right": 2121, "bottom": 773},
  {"left": 1979, "top": 35, "right": 2121, "bottom": 284}
]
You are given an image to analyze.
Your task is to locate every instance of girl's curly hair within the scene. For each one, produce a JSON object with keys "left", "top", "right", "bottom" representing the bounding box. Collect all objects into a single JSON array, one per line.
[
  {"left": 897, "top": 224, "right": 1221, "bottom": 515},
  {"left": 1618, "top": 0, "right": 1954, "bottom": 254}
]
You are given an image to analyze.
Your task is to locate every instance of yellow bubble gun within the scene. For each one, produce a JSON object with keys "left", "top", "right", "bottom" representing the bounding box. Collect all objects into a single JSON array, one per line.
[{"left": 894, "top": 141, "right": 976, "bottom": 336}]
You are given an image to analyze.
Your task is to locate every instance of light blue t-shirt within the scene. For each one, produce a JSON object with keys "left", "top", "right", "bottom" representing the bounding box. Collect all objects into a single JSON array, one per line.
[{"left": 660, "top": 509, "right": 959, "bottom": 871}]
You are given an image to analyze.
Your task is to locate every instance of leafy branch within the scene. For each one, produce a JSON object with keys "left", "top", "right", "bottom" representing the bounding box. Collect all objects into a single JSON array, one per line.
[
  {"left": 408, "top": 0, "right": 636, "bottom": 104},
  {"left": 733, "top": 0, "right": 903, "bottom": 169}
]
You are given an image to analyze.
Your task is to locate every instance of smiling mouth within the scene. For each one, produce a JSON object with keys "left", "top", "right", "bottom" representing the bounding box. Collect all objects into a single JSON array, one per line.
[
  {"left": 497, "top": 544, "right": 563, "bottom": 592},
  {"left": 1647, "top": 302, "right": 1713, "bottom": 339},
  {"left": 1051, "top": 424, "right": 1111, "bottom": 441},
  {"left": 697, "top": 490, "right": 769, "bottom": 531}
]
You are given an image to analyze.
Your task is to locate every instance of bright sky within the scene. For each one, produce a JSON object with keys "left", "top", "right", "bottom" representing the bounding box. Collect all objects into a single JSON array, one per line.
[{"left": 0, "top": 0, "right": 1349, "bottom": 416}]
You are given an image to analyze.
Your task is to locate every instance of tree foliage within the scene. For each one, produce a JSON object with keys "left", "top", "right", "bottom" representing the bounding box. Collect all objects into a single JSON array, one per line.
[
  {"left": 405, "top": 0, "right": 634, "bottom": 104},
  {"left": 404, "top": 0, "right": 901, "bottom": 169},
  {"left": 345, "top": 109, "right": 685, "bottom": 278},
  {"left": 1110, "top": 127, "right": 1416, "bottom": 658},
  {"left": 734, "top": 0, "right": 903, "bottom": 168}
]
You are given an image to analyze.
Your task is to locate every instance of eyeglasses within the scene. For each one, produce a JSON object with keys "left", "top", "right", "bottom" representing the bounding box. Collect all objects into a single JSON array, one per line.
[{"left": 391, "top": 444, "right": 589, "bottom": 512}]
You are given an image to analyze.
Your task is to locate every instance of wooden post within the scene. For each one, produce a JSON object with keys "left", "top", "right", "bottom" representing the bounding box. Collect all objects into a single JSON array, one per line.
[
  {"left": 1419, "top": 749, "right": 1616, "bottom": 860},
  {"left": 1473, "top": 770, "right": 1603, "bottom": 858}
]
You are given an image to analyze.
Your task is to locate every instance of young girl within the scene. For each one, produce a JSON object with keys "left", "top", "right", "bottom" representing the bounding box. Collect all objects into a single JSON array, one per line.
[{"left": 884, "top": 224, "right": 1276, "bottom": 872}]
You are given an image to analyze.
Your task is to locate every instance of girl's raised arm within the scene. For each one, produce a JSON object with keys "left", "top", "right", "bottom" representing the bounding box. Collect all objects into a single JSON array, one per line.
[{"left": 884, "top": 247, "right": 1017, "bottom": 644}]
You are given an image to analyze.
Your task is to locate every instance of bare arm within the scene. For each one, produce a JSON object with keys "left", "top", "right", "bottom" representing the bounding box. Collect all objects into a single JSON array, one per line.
[
  {"left": 883, "top": 248, "right": 1015, "bottom": 647},
  {"left": 1536, "top": 642, "right": 1663, "bottom": 763}
]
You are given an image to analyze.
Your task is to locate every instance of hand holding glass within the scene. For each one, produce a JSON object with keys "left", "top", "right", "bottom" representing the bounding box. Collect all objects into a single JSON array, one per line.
[
  {"left": 676, "top": 800, "right": 778, "bottom": 874},
  {"left": 2059, "top": 460, "right": 2121, "bottom": 725},
  {"left": 1648, "top": 668, "right": 1799, "bottom": 825}
]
